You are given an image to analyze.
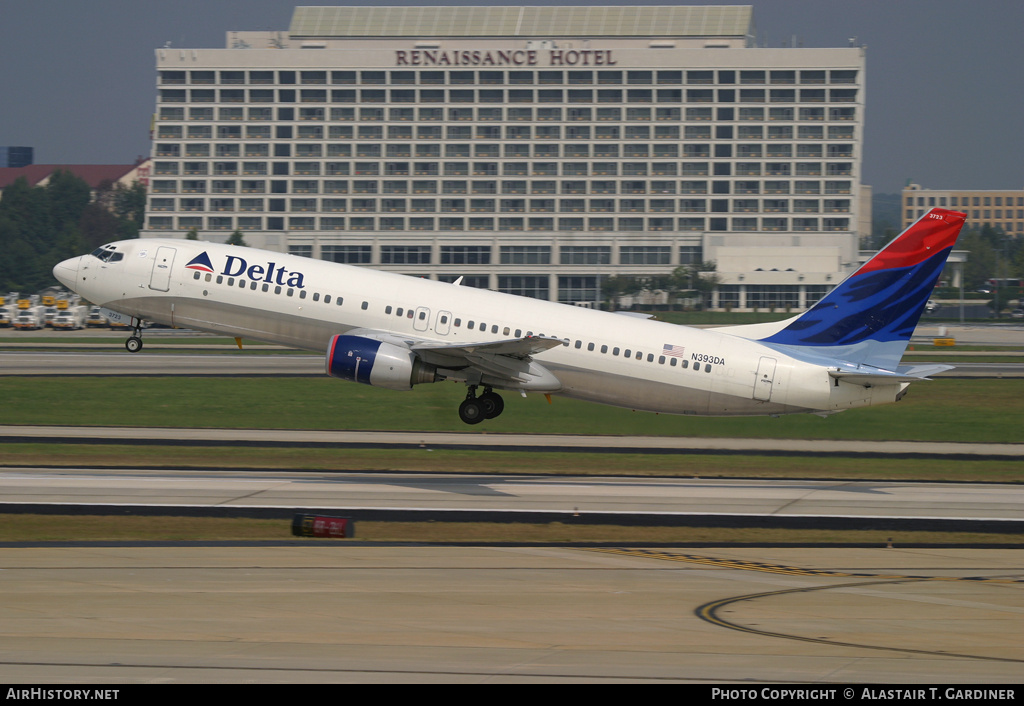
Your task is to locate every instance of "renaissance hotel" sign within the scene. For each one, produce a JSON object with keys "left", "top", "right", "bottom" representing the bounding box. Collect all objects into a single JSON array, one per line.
[{"left": 395, "top": 48, "right": 618, "bottom": 67}]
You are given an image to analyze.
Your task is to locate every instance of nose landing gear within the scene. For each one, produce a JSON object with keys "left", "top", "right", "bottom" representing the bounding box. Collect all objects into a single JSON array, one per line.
[
  {"left": 124, "top": 321, "right": 144, "bottom": 353},
  {"left": 458, "top": 385, "right": 505, "bottom": 425}
]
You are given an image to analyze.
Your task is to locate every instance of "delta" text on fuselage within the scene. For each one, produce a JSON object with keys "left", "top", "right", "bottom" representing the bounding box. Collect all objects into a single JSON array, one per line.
[{"left": 222, "top": 256, "right": 306, "bottom": 289}]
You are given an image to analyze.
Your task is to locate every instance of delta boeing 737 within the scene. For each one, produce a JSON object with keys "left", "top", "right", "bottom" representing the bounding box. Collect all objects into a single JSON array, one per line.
[{"left": 52, "top": 208, "right": 965, "bottom": 424}]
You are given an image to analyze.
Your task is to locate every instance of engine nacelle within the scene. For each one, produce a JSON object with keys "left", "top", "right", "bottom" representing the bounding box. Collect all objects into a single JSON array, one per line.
[{"left": 326, "top": 334, "right": 438, "bottom": 391}]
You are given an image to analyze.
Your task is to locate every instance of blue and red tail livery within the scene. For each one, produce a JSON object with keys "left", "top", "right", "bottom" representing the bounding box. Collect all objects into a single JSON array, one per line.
[{"left": 760, "top": 208, "right": 966, "bottom": 370}]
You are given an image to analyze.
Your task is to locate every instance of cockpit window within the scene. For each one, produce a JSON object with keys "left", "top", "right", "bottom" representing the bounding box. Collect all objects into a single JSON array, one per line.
[{"left": 90, "top": 247, "right": 123, "bottom": 263}]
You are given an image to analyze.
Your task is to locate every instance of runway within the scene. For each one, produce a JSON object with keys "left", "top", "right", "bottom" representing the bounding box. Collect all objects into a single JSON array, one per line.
[
  {"left": 2, "top": 466, "right": 1023, "bottom": 532},
  {"left": 4, "top": 424, "right": 1024, "bottom": 459},
  {"left": 0, "top": 545, "right": 1021, "bottom": 683}
]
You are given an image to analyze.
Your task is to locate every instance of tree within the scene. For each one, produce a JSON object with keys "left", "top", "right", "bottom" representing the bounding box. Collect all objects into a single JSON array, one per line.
[
  {"left": 0, "top": 171, "right": 146, "bottom": 292},
  {"left": 45, "top": 170, "right": 91, "bottom": 234},
  {"left": 601, "top": 275, "right": 632, "bottom": 310},
  {"left": 226, "top": 229, "right": 248, "bottom": 247},
  {"left": 111, "top": 182, "right": 147, "bottom": 238},
  {"left": 79, "top": 202, "right": 121, "bottom": 251},
  {"left": 958, "top": 226, "right": 998, "bottom": 291},
  {"left": 670, "top": 261, "right": 720, "bottom": 310}
]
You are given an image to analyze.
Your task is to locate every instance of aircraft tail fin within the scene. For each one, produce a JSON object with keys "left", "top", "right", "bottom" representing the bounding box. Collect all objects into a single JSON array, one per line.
[{"left": 732, "top": 208, "right": 966, "bottom": 370}]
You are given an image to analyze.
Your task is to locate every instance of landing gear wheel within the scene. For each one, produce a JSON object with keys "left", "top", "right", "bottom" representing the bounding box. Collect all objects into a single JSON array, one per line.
[
  {"left": 125, "top": 335, "right": 143, "bottom": 353},
  {"left": 458, "top": 398, "right": 485, "bottom": 425},
  {"left": 478, "top": 390, "right": 505, "bottom": 419}
]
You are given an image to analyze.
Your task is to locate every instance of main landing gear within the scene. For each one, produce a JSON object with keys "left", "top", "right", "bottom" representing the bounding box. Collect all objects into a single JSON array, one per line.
[
  {"left": 125, "top": 321, "right": 144, "bottom": 353},
  {"left": 458, "top": 385, "right": 505, "bottom": 425}
]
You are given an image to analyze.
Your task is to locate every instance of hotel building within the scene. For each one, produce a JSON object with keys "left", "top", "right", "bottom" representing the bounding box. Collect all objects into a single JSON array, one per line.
[{"left": 145, "top": 5, "right": 867, "bottom": 309}]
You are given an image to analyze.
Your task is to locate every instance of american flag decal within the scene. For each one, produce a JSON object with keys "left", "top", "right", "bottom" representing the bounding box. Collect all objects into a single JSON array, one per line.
[{"left": 663, "top": 344, "right": 686, "bottom": 357}]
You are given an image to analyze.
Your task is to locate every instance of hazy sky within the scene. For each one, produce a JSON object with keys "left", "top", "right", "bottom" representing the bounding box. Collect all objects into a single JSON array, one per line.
[{"left": 2, "top": 0, "right": 1021, "bottom": 194}]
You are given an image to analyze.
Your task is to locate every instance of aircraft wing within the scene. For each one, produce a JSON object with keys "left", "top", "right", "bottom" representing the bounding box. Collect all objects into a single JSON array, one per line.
[
  {"left": 411, "top": 335, "right": 564, "bottom": 358},
  {"left": 343, "top": 328, "right": 564, "bottom": 390}
]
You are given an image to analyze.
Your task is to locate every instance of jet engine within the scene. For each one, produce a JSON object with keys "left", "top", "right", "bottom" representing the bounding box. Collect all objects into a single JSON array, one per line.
[{"left": 326, "top": 334, "right": 439, "bottom": 391}]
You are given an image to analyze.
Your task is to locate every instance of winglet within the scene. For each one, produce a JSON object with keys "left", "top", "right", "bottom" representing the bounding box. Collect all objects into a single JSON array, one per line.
[{"left": 757, "top": 208, "right": 966, "bottom": 370}]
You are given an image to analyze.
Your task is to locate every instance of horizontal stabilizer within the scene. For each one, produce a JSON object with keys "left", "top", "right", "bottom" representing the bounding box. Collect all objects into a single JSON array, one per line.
[{"left": 828, "top": 364, "right": 953, "bottom": 387}]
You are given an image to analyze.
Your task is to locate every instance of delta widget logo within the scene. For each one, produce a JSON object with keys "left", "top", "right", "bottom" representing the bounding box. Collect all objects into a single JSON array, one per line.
[{"left": 184, "top": 252, "right": 215, "bottom": 273}]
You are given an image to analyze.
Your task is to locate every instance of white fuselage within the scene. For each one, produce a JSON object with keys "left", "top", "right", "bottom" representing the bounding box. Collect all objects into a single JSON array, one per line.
[{"left": 54, "top": 239, "right": 905, "bottom": 416}]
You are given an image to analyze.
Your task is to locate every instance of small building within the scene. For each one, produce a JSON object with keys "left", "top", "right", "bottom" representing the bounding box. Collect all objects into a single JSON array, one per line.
[
  {"left": 903, "top": 183, "right": 1024, "bottom": 236},
  {"left": 0, "top": 160, "right": 152, "bottom": 201},
  {"left": 0, "top": 146, "right": 34, "bottom": 168}
]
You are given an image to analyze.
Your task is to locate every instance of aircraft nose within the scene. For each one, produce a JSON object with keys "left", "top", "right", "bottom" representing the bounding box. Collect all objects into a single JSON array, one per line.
[{"left": 53, "top": 256, "right": 80, "bottom": 290}]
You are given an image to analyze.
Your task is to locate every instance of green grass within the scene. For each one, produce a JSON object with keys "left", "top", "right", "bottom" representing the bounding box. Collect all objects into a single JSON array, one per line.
[{"left": 1, "top": 377, "right": 1022, "bottom": 443}]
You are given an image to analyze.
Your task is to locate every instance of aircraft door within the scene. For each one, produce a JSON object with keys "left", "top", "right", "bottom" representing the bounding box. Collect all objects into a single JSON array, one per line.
[
  {"left": 148, "top": 247, "right": 176, "bottom": 292},
  {"left": 435, "top": 310, "right": 452, "bottom": 335},
  {"left": 413, "top": 306, "right": 430, "bottom": 332},
  {"left": 753, "top": 356, "right": 776, "bottom": 401}
]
